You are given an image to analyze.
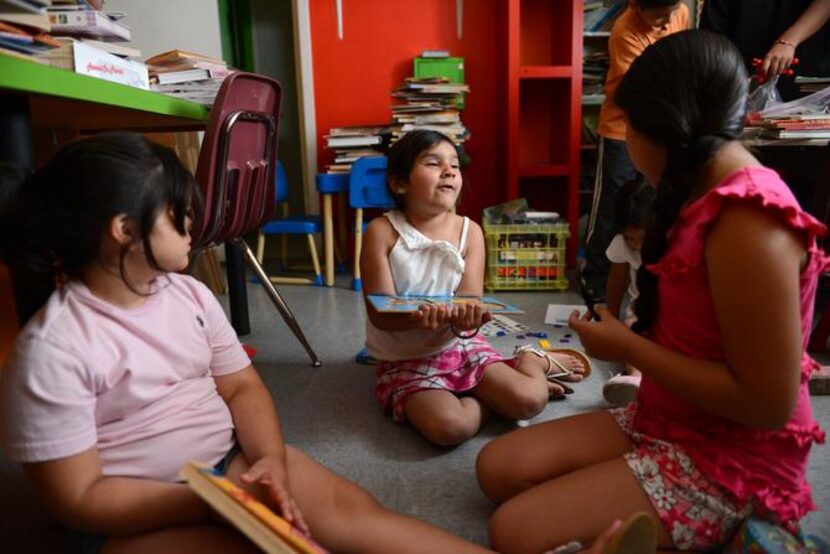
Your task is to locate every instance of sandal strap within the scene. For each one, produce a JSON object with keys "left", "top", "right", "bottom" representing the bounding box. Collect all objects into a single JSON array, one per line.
[{"left": 513, "top": 344, "right": 554, "bottom": 374}]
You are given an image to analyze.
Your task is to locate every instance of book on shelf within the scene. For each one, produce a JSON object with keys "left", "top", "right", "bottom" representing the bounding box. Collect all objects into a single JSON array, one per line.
[
  {"left": 38, "top": 38, "right": 148, "bottom": 88},
  {"left": 421, "top": 49, "right": 449, "bottom": 58},
  {"left": 325, "top": 135, "right": 383, "bottom": 148},
  {"left": 48, "top": 8, "right": 130, "bottom": 41},
  {"left": 366, "top": 294, "right": 525, "bottom": 315},
  {"left": 154, "top": 66, "right": 230, "bottom": 85},
  {"left": 0, "top": 10, "right": 50, "bottom": 31},
  {"left": 80, "top": 37, "right": 139, "bottom": 58},
  {"left": 180, "top": 462, "right": 328, "bottom": 554},
  {"left": 145, "top": 49, "right": 226, "bottom": 67},
  {"left": 0, "top": 0, "right": 50, "bottom": 14}
]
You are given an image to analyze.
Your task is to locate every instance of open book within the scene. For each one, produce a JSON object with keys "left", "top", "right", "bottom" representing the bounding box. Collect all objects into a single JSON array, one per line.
[
  {"left": 180, "top": 462, "right": 327, "bottom": 554},
  {"left": 366, "top": 294, "right": 524, "bottom": 314}
]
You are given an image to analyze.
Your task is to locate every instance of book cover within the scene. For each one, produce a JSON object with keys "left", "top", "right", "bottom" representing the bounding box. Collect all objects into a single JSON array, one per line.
[
  {"left": 180, "top": 462, "right": 328, "bottom": 554},
  {"left": 366, "top": 294, "right": 524, "bottom": 315}
]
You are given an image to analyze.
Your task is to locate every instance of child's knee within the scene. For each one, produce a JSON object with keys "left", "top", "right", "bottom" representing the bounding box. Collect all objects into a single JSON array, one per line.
[
  {"left": 475, "top": 443, "right": 503, "bottom": 500},
  {"left": 489, "top": 503, "right": 526, "bottom": 553},
  {"left": 416, "top": 412, "right": 478, "bottom": 446},
  {"left": 504, "top": 387, "right": 548, "bottom": 420}
]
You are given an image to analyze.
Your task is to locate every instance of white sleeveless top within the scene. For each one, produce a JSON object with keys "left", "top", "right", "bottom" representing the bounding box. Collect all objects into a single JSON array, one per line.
[{"left": 365, "top": 210, "right": 470, "bottom": 361}]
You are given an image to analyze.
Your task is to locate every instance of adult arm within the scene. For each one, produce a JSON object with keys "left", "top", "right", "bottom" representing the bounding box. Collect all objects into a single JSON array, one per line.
[
  {"left": 763, "top": 0, "right": 830, "bottom": 75},
  {"left": 572, "top": 204, "right": 804, "bottom": 429}
]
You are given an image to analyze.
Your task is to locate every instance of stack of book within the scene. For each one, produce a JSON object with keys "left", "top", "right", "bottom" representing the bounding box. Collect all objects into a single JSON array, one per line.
[
  {"left": 146, "top": 50, "right": 234, "bottom": 107},
  {"left": 0, "top": 0, "right": 59, "bottom": 62},
  {"left": 323, "top": 125, "right": 388, "bottom": 174},
  {"left": 583, "top": 1, "right": 624, "bottom": 33},
  {"left": 583, "top": 50, "right": 609, "bottom": 96},
  {"left": 389, "top": 77, "right": 470, "bottom": 146},
  {"left": 47, "top": 0, "right": 131, "bottom": 41},
  {"left": 752, "top": 114, "right": 830, "bottom": 140},
  {"left": 795, "top": 76, "right": 830, "bottom": 95}
]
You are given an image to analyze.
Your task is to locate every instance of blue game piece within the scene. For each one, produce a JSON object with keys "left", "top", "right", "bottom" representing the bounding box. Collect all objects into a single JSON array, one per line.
[
  {"left": 517, "top": 335, "right": 525, "bottom": 339},
  {"left": 539, "top": 332, "right": 548, "bottom": 338},
  {"left": 564, "top": 333, "right": 572, "bottom": 338},
  {"left": 554, "top": 324, "right": 564, "bottom": 329},
  {"left": 496, "top": 331, "right": 507, "bottom": 337}
]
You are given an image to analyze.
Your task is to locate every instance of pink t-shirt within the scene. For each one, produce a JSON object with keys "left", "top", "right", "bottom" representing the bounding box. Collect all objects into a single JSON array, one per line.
[
  {"left": 633, "top": 166, "right": 828, "bottom": 524},
  {"left": 0, "top": 273, "right": 251, "bottom": 482}
]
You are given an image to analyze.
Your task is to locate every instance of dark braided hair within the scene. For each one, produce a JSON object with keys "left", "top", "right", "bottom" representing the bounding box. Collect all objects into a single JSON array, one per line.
[{"left": 615, "top": 30, "right": 748, "bottom": 333}]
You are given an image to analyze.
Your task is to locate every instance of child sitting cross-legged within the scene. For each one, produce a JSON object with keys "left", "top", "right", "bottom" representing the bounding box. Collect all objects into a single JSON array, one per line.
[
  {"left": 0, "top": 133, "right": 495, "bottom": 554},
  {"left": 360, "top": 130, "right": 591, "bottom": 446}
]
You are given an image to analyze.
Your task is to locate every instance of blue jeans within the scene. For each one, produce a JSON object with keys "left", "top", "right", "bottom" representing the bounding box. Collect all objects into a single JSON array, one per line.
[
  {"left": 582, "top": 137, "right": 641, "bottom": 297},
  {"left": 66, "top": 443, "right": 241, "bottom": 554}
]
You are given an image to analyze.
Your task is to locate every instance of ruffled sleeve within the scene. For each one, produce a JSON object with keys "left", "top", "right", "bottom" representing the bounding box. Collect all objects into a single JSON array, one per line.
[{"left": 647, "top": 167, "right": 828, "bottom": 278}]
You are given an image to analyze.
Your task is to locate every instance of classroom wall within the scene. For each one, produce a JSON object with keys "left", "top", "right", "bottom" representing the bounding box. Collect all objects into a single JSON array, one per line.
[
  {"left": 104, "top": 0, "right": 223, "bottom": 62},
  {"left": 250, "top": 0, "right": 304, "bottom": 216},
  {"left": 308, "top": 0, "right": 503, "bottom": 220}
]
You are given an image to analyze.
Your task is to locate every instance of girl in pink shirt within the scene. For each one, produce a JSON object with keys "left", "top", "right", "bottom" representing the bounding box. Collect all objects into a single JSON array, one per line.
[
  {"left": 0, "top": 134, "right": 492, "bottom": 554},
  {"left": 476, "top": 30, "right": 826, "bottom": 553}
]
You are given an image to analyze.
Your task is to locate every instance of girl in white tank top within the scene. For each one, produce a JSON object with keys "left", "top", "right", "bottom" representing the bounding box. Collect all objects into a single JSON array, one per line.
[{"left": 360, "top": 131, "right": 589, "bottom": 446}]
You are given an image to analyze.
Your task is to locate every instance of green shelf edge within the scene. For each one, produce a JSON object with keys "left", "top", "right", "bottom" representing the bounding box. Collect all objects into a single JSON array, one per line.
[{"left": 0, "top": 55, "right": 209, "bottom": 122}]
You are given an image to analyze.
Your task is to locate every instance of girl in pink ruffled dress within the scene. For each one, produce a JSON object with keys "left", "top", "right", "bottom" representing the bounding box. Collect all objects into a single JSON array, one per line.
[{"left": 476, "top": 30, "right": 827, "bottom": 553}]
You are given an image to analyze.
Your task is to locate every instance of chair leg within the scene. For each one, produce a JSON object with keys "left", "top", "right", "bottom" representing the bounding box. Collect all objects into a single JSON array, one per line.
[
  {"left": 233, "top": 237, "right": 323, "bottom": 367},
  {"left": 306, "top": 234, "right": 324, "bottom": 286},
  {"left": 322, "top": 193, "right": 335, "bottom": 286},
  {"left": 255, "top": 231, "right": 266, "bottom": 265},
  {"left": 352, "top": 208, "right": 363, "bottom": 291}
]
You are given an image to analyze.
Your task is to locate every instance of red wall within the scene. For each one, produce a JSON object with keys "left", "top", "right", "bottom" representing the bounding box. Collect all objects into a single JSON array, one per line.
[{"left": 309, "top": 0, "right": 503, "bottom": 220}]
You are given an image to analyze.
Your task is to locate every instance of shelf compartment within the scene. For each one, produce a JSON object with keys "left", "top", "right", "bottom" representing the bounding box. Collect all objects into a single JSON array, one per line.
[
  {"left": 518, "top": 78, "right": 572, "bottom": 167},
  {"left": 519, "top": 66, "right": 571, "bottom": 79},
  {"left": 519, "top": 0, "right": 574, "bottom": 66},
  {"left": 518, "top": 164, "right": 569, "bottom": 177}
]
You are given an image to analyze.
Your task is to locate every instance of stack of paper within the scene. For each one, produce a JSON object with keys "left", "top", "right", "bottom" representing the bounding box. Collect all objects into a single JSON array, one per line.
[
  {"left": 47, "top": 1, "right": 131, "bottom": 42},
  {"left": 0, "top": 0, "right": 57, "bottom": 61}
]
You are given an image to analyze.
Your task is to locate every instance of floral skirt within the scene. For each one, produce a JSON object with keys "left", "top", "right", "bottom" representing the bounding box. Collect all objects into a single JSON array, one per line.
[{"left": 612, "top": 404, "right": 753, "bottom": 551}]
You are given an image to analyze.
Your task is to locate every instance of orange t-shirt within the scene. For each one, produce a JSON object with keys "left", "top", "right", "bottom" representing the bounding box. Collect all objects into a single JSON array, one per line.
[{"left": 598, "top": 3, "right": 690, "bottom": 141}]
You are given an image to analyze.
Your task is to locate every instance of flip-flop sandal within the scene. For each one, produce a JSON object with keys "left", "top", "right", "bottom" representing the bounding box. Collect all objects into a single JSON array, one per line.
[
  {"left": 603, "top": 512, "right": 658, "bottom": 554},
  {"left": 514, "top": 345, "right": 592, "bottom": 381}
]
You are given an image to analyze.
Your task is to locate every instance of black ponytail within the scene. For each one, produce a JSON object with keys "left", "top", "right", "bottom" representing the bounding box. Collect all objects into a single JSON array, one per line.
[{"left": 615, "top": 30, "right": 748, "bottom": 333}]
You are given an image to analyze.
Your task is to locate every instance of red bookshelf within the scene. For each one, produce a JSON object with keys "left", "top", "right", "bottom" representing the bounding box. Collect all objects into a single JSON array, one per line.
[{"left": 505, "top": 0, "right": 583, "bottom": 266}]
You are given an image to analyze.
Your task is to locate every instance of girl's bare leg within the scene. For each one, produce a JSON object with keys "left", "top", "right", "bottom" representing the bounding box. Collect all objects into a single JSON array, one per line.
[
  {"left": 404, "top": 389, "right": 489, "bottom": 445},
  {"left": 471, "top": 356, "right": 556, "bottom": 419},
  {"left": 101, "top": 523, "right": 260, "bottom": 554},
  {"left": 283, "top": 446, "right": 493, "bottom": 554},
  {"left": 477, "top": 410, "right": 632, "bottom": 503}
]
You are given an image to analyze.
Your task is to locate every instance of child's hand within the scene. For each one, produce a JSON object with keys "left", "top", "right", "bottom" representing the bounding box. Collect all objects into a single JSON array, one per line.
[
  {"left": 450, "top": 302, "right": 492, "bottom": 331},
  {"left": 568, "top": 305, "right": 633, "bottom": 361},
  {"left": 413, "top": 303, "right": 453, "bottom": 329},
  {"left": 240, "top": 457, "right": 310, "bottom": 535}
]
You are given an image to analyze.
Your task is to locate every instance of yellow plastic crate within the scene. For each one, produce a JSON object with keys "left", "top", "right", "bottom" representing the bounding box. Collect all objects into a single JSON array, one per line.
[{"left": 483, "top": 222, "right": 570, "bottom": 291}]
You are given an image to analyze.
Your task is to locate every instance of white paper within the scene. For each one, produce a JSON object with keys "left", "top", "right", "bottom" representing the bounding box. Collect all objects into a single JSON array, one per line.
[{"left": 544, "top": 304, "right": 587, "bottom": 326}]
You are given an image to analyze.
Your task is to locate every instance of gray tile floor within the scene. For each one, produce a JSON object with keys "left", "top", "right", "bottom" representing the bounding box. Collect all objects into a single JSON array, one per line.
[{"left": 1, "top": 276, "right": 828, "bottom": 552}]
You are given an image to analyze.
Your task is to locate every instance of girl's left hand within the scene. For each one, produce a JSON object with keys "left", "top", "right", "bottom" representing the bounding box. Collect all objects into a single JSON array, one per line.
[
  {"left": 240, "top": 457, "right": 310, "bottom": 535},
  {"left": 568, "top": 305, "right": 635, "bottom": 361},
  {"left": 450, "top": 302, "right": 492, "bottom": 331}
]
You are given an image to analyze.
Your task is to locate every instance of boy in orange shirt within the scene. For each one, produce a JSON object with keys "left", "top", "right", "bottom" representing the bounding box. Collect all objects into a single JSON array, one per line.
[{"left": 582, "top": 0, "right": 689, "bottom": 303}]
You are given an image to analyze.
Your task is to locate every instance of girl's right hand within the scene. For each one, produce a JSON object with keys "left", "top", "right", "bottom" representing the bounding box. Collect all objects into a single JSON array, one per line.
[
  {"left": 568, "top": 305, "right": 634, "bottom": 361},
  {"left": 414, "top": 303, "right": 453, "bottom": 329}
]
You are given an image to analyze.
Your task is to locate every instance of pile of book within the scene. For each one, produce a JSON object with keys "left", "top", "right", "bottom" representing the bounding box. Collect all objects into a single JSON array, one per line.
[
  {"left": 389, "top": 77, "right": 470, "bottom": 146},
  {"left": 583, "top": 0, "right": 624, "bottom": 33},
  {"left": 146, "top": 50, "right": 233, "bottom": 107},
  {"left": 796, "top": 76, "right": 830, "bottom": 95},
  {"left": 47, "top": 0, "right": 130, "bottom": 42},
  {"left": 583, "top": 50, "right": 609, "bottom": 96},
  {"left": 323, "top": 125, "right": 388, "bottom": 174},
  {"left": 751, "top": 114, "right": 830, "bottom": 140},
  {"left": 0, "top": 0, "right": 59, "bottom": 62}
]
